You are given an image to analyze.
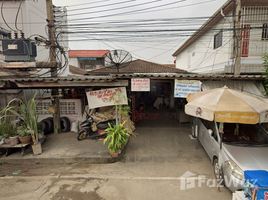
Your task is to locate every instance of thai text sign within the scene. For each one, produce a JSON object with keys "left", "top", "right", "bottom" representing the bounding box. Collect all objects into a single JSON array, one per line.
[
  {"left": 174, "top": 80, "right": 201, "bottom": 98},
  {"left": 86, "top": 87, "right": 128, "bottom": 109},
  {"left": 131, "top": 78, "right": 150, "bottom": 91},
  {"left": 215, "top": 112, "right": 259, "bottom": 124}
]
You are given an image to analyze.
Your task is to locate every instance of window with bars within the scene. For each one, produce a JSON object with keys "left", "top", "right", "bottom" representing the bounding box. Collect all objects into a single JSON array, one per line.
[
  {"left": 214, "top": 31, "right": 222, "bottom": 49},
  {"left": 60, "top": 102, "right": 76, "bottom": 115},
  {"left": 262, "top": 23, "right": 268, "bottom": 40},
  {"left": 37, "top": 101, "right": 77, "bottom": 115},
  {"left": 36, "top": 102, "right": 51, "bottom": 115}
]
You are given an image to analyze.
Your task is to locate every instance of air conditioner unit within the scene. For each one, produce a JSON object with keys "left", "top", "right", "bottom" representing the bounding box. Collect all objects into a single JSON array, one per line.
[{"left": 2, "top": 39, "right": 37, "bottom": 62}]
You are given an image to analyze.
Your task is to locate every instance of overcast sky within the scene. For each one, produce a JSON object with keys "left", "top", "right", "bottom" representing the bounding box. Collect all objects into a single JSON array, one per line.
[{"left": 53, "top": 0, "right": 228, "bottom": 64}]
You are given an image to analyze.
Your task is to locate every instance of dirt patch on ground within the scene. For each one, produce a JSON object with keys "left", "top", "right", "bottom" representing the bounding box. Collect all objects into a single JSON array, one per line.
[
  {"left": 0, "top": 162, "right": 64, "bottom": 177},
  {"left": 52, "top": 186, "right": 104, "bottom": 200},
  {"left": 0, "top": 162, "right": 97, "bottom": 177}
]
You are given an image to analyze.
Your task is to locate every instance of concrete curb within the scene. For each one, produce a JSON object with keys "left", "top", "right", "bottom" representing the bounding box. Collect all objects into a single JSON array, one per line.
[{"left": 0, "top": 139, "right": 130, "bottom": 165}]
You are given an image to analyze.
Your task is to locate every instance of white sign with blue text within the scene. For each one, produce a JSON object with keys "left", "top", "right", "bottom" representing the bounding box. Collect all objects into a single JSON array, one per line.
[{"left": 174, "top": 80, "right": 201, "bottom": 98}]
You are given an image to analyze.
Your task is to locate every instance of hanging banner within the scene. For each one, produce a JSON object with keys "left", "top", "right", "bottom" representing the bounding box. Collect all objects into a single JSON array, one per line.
[
  {"left": 131, "top": 78, "right": 150, "bottom": 91},
  {"left": 174, "top": 80, "right": 201, "bottom": 98},
  {"left": 86, "top": 87, "right": 128, "bottom": 109}
]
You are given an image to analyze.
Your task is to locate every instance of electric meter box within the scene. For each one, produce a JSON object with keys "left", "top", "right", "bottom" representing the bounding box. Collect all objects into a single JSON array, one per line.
[{"left": 2, "top": 39, "right": 37, "bottom": 62}]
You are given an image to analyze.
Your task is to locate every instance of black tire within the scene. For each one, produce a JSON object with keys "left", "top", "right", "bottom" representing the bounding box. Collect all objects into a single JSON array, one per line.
[
  {"left": 38, "top": 121, "right": 49, "bottom": 134},
  {"left": 77, "top": 130, "right": 87, "bottom": 141},
  {"left": 190, "top": 117, "right": 196, "bottom": 138},
  {"left": 40, "top": 120, "right": 50, "bottom": 135},
  {"left": 213, "top": 158, "right": 224, "bottom": 186},
  {"left": 61, "top": 117, "right": 71, "bottom": 132},
  {"left": 43, "top": 118, "right": 53, "bottom": 134},
  {"left": 47, "top": 117, "right": 54, "bottom": 132}
]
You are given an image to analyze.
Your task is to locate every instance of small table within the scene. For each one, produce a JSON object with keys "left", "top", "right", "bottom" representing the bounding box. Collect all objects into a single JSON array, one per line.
[{"left": 0, "top": 143, "right": 31, "bottom": 156}]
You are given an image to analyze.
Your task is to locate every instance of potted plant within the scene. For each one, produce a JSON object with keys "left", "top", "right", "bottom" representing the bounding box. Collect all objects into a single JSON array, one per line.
[
  {"left": 0, "top": 91, "right": 43, "bottom": 155},
  {"left": 103, "top": 121, "right": 130, "bottom": 157},
  {"left": 17, "top": 124, "right": 32, "bottom": 144},
  {"left": 9, "top": 124, "right": 19, "bottom": 146},
  {"left": 0, "top": 123, "right": 18, "bottom": 145},
  {"left": 0, "top": 123, "right": 11, "bottom": 143}
]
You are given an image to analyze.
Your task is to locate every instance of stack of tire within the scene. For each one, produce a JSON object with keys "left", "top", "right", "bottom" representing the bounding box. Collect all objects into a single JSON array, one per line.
[{"left": 38, "top": 117, "right": 71, "bottom": 135}]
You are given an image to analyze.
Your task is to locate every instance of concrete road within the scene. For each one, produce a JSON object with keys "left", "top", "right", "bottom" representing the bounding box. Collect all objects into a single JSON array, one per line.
[
  {"left": 0, "top": 162, "right": 232, "bottom": 200},
  {"left": 0, "top": 109, "right": 232, "bottom": 199}
]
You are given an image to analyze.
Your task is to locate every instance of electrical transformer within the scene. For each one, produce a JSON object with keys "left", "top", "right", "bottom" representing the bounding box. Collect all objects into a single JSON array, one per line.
[{"left": 2, "top": 39, "right": 37, "bottom": 62}]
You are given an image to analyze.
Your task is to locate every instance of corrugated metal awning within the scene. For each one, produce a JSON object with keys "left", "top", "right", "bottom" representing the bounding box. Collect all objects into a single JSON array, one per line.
[
  {"left": 201, "top": 80, "right": 266, "bottom": 99},
  {"left": 0, "top": 76, "right": 128, "bottom": 89}
]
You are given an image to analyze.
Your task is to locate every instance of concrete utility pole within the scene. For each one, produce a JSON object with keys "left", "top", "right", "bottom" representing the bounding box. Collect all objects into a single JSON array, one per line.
[
  {"left": 46, "top": 0, "right": 61, "bottom": 134},
  {"left": 234, "top": 0, "right": 241, "bottom": 75}
]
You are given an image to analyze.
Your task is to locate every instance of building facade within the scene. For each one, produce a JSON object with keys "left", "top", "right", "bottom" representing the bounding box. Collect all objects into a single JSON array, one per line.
[{"left": 173, "top": 0, "right": 268, "bottom": 74}]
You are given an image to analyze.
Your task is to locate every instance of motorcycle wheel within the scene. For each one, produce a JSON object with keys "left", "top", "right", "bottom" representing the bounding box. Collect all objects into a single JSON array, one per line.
[{"left": 77, "top": 130, "right": 87, "bottom": 141}]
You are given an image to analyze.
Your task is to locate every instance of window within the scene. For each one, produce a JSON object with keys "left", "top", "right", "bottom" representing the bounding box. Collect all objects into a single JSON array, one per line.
[
  {"left": 262, "top": 23, "right": 268, "bottom": 40},
  {"left": 214, "top": 31, "right": 222, "bottom": 49},
  {"left": 201, "top": 119, "right": 218, "bottom": 142}
]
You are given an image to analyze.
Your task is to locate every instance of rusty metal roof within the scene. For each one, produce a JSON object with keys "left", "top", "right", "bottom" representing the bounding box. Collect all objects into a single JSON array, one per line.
[{"left": 113, "top": 73, "right": 265, "bottom": 80}]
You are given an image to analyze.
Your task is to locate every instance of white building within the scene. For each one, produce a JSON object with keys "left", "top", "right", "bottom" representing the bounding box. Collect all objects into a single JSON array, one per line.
[
  {"left": 172, "top": 0, "right": 268, "bottom": 74},
  {"left": 68, "top": 50, "right": 109, "bottom": 70}
]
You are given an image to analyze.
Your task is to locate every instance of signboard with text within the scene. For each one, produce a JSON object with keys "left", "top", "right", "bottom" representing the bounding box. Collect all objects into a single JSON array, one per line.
[
  {"left": 86, "top": 87, "right": 128, "bottom": 109},
  {"left": 131, "top": 78, "right": 150, "bottom": 91},
  {"left": 174, "top": 80, "right": 201, "bottom": 98}
]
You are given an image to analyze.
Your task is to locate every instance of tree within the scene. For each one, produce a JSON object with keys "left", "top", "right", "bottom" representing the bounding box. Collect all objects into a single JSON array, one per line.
[{"left": 263, "top": 53, "right": 268, "bottom": 96}]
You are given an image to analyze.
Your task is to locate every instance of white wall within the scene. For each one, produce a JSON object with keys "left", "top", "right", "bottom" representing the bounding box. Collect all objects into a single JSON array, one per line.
[
  {"left": 176, "top": 16, "right": 232, "bottom": 73},
  {"left": 69, "top": 57, "right": 79, "bottom": 68}
]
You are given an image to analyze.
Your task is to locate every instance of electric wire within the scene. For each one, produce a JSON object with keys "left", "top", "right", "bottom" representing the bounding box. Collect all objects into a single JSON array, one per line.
[
  {"left": 67, "top": 0, "right": 188, "bottom": 22},
  {"left": 64, "top": 0, "right": 110, "bottom": 8},
  {"left": 66, "top": 0, "right": 136, "bottom": 13},
  {"left": 15, "top": 0, "right": 23, "bottom": 32},
  {"left": 1, "top": 0, "right": 16, "bottom": 31}
]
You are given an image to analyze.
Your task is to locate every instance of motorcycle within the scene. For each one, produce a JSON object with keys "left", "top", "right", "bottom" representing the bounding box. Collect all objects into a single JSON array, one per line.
[{"left": 77, "top": 111, "right": 116, "bottom": 141}]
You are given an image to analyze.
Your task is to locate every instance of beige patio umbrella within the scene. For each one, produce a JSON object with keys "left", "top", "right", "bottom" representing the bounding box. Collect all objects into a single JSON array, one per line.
[{"left": 185, "top": 86, "right": 268, "bottom": 124}]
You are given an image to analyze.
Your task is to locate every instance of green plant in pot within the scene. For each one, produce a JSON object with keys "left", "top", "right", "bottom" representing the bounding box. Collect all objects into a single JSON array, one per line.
[
  {"left": 0, "top": 123, "right": 13, "bottom": 143},
  {"left": 0, "top": 91, "right": 43, "bottom": 154},
  {"left": 17, "top": 124, "right": 32, "bottom": 144},
  {"left": 103, "top": 121, "right": 130, "bottom": 157},
  {"left": 8, "top": 124, "right": 19, "bottom": 146},
  {"left": 0, "top": 123, "right": 18, "bottom": 144}
]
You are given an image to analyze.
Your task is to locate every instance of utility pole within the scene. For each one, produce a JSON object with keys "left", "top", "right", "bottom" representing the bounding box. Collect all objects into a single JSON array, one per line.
[
  {"left": 46, "top": 0, "right": 61, "bottom": 134},
  {"left": 234, "top": 0, "right": 241, "bottom": 75}
]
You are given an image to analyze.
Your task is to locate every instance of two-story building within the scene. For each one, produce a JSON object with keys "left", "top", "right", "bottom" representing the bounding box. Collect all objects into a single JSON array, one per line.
[{"left": 172, "top": 0, "right": 268, "bottom": 75}]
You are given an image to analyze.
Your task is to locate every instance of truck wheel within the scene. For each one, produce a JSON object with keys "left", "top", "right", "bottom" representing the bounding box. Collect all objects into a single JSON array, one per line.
[
  {"left": 43, "top": 118, "right": 53, "bottom": 134},
  {"left": 61, "top": 117, "right": 70, "bottom": 132},
  {"left": 40, "top": 120, "right": 50, "bottom": 135},
  {"left": 47, "top": 117, "right": 54, "bottom": 132},
  {"left": 38, "top": 121, "right": 48, "bottom": 134}
]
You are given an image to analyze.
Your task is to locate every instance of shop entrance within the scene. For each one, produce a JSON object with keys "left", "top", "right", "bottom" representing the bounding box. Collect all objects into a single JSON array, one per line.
[{"left": 131, "top": 79, "right": 189, "bottom": 127}]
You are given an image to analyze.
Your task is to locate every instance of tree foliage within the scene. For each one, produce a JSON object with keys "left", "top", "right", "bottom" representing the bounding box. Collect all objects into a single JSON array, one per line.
[{"left": 263, "top": 53, "right": 268, "bottom": 96}]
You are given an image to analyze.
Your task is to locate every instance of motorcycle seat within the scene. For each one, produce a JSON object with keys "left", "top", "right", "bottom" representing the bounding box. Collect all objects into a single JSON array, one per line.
[{"left": 97, "top": 119, "right": 116, "bottom": 129}]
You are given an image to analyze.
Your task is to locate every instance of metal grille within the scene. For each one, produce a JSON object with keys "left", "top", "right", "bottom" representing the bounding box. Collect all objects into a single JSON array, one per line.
[
  {"left": 59, "top": 102, "right": 76, "bottom": 115},
  {"left": 37, "top": 101, "right": 77, "bottom": 115},
  {"left": 36, "top": 102, "right": 51, "bottom": 115},
  {"left": 241, "top": 6, "right": 268, "bottom": 56}
]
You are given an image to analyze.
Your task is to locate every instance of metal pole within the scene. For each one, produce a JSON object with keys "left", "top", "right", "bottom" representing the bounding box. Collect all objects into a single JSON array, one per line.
[
  {"left": 116, "top": 105, "right": 119, "bottom": 127},
  {"left": 234, "top": 0, "right": 241, "bottom": 75},
  {"left": 195, "top": 117, "right": 198, "bottom": 149},
  {"left": 46, "top": 0, "right": 61, "bottom": 134}
]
